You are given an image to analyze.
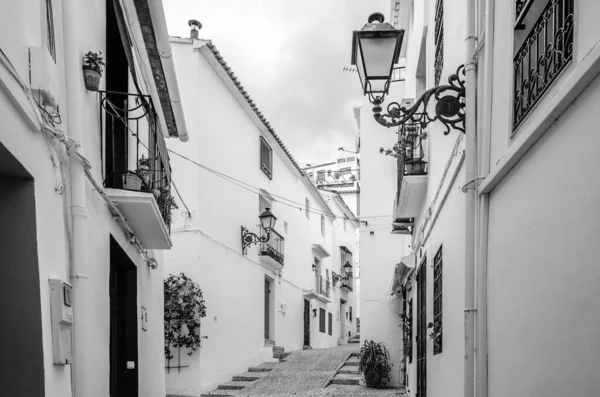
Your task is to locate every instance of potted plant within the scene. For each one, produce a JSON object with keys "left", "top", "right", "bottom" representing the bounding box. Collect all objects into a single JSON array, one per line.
[
  {"left": 427, "top": 320, "right": 442, "bottom": 352},
  {"left": 138, "top": 156, "right": 151, "bottom": 186},
  {"left": 122, "top": 170, "right": 143, "bottom": 191},
  {"left": 358, "top": 340, "right": 392, "bottom": 388},
  {"left": 82, "top": 51, "right": 105, "bottom": 91}
]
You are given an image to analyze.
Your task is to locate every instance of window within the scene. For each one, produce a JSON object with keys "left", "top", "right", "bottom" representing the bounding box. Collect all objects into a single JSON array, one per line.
[
  {"left": 316, "top": 170, "right": 326, "bottom": 184},
  {"left": 305, "top": 198, "right": 310, "bottom": 219},
  {"left": 319, "top": 308, "right": 326, "bottom": 333},
  {"left": 284, "top": 221, "right": 288, "bottom": 234},
  {"left": 512, "top": 0, "right": 574, "bottom": 130},
  {"left": 433, "top": 246, "right": 443, "bottom": 355},
  {"left": 434, "top": 0, "right": 444, "bottom": 86},
  {"left": 260, "top": 136, "right": 273, "bottom": 179},
  {"left": 45, "top": 0, "right": 56, "bottom": 62},
  {"left": 346, "top": 157, "right": 355, "bottom": 162},
  {"left": 306, "top": 172, "right": 313, "bottom": 181},
  {"left": 328, "top": 312, "right": 333, "bottom": 335},
  {"left": 343, "top": 217, "right": 347, "bottom": 231},
  {"left": 337, "top": 158, "right": 346, "bottom": 164},
  {"left": 349, "top": 306, "right": 353, "bottom": 322},
  {"left": 320, "top": 214, "right": 325, "bottom": 237}
]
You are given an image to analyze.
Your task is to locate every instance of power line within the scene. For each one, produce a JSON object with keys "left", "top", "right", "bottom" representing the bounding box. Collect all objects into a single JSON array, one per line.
[{"left": 166, "top": 148, "right": 358, "bottom": 221}]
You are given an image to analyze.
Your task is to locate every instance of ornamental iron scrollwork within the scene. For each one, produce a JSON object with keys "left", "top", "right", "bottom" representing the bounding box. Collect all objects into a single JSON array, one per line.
[
  {"left": 241, "top": 226, "right": 271, "bottom": 255},
  {"left": 372, "top": 64, "right": 466, "bottom": 135}
]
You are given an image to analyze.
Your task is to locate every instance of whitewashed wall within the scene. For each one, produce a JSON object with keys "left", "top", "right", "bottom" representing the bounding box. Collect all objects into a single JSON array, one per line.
[
  {"left": 0, "top": 1, "right": 167, "bottom": 396},
  {"left": 165, "top": 39, "right": 343, "bottom": 395}
]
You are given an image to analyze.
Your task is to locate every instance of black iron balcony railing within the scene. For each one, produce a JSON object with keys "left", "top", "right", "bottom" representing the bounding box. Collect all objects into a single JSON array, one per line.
[
  {"left": 316, "top": 275, "right": 330, "bottom": 298},
  {"left": 513, "top": 0, "right": 574, "bottom": 130},
  {"left": 403, "top": 124, "right": 428, "bottom": 176},
  {"left": 316, "top": 169, "right": 359, "bottom": 187},
  {"left": 99, "top": 91, "right": 173, "bottom": 228},
  {"left": 258, "top": 227, "right": 284, "bottom": 265},
  {"left": 515, "top": 0, "right": 535, "bottom": 28}
]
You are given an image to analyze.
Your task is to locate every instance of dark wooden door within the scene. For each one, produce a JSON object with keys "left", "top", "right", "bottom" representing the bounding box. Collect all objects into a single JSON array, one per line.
[
  {"left": 416, "top": 259, "right": 427, "bottom": 397},
  {"left": 110, "top": 238, "right": 138, "bottom": 397},
  {"left": 303, "top": 299, "right": 310, "bottom": 346},
  {"left": 264, "top": 279, "right": 270, "bottom": 339}
]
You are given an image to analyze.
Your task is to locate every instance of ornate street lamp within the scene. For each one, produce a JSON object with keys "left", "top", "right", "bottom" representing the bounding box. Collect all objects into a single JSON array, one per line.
[
  {"left": 351, "top": 14, "right": 466, "bottom": 135},
  {"left": 343, "top": 261, "right": 353, "bottom": 279},
  {"left": 351, "top": 12, "right": 404, "bottom": 103},
  {"left": 241, "top": 208, "right": 277, "bottom": 254}
]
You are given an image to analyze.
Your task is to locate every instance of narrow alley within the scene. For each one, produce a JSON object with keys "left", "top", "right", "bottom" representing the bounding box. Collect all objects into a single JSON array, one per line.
[{"left": 199, "top": 343, "right": 405, "bottom": 397}]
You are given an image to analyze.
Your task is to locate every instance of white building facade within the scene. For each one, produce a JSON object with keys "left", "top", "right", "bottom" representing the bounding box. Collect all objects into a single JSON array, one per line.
[
  {"left": 359, "top": 0, "right": 600, "bottom": 396},
  {"left": 164, "top": 34, "right": 358, "bottom": 396},
  {"left": 0, "top": 0, "right": 187, "bottom": 396}
]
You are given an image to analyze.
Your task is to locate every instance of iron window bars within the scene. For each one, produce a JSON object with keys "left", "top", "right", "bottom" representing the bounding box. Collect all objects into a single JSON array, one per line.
[
  {"left": 434, "top": 0, "right": 444, "bottom": 86},
  {"left": 260, "top": 136, "right": 273, "bottom": 179},
  {"left": 513, "top": 0, "right": 574, "bottom": 130},
  {"left": 432, "top": 246, "right": 443, "bottom": 355}
]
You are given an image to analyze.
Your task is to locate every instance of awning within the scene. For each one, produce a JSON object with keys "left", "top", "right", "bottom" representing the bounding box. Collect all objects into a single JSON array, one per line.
[{"left": 390, "top": 254, "right": 416, "bottom": 296}]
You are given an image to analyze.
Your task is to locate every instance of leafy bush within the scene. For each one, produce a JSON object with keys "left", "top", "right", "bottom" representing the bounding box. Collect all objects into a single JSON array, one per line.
[
  {"left": 164, "top": 273, "right": 207, "bottom": 360},
  {"left": 358, "top": 340, "right": 393, "bottom": 388}
]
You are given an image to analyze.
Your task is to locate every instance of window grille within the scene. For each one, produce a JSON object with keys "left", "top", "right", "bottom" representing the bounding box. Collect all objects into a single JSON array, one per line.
[
  {"left": 260, "top": 136, "right": 273, "bottom": 179},
  {"left": 319, "top": 308, "right": 326, "bottom": 333},
  {"left": 434, "top": 0, "right": 444, "bottom": 86},
  {"left": 513, "top": 0, "right": 574, "bottom": 130},
  {"left": 349, "top": 306, "right": 353, "bottom": 322},
  {"left": 46, "top": 0, "right": 56, "bottom": 62},
  {"left": 433, "top": 246, "right": 443, "bottom": 355},
  {"left": 328, "top": 312, "right": 333, "bottom": 335}
]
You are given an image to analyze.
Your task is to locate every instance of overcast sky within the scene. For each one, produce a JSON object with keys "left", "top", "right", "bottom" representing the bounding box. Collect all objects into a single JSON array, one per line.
[{"left": 164, "top": 0, "right": 389, "bottom": 164}]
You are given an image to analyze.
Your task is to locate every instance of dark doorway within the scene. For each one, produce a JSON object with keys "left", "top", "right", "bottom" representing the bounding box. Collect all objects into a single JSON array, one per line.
[
  {"left": 109, "top": 237, "right": 138, "bottom": 397},
  {"left": 104, "top": 0, "right": 131, "bottom": 189},
  {"left": 303, "top": 299, "right": 310, "bottom": 347},
  {"left": 416, "top": 258, "right": 427, "bottom": 397},
  {"left": 0, "top": 143, "right": 44, "bottom": 396},
  {"left": 264, "top": 279, "right": 271, "bottom": 339}
]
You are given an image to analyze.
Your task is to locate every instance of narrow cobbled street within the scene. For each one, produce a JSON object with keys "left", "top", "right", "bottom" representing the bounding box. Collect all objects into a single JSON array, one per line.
[{"left": 202, "top": 344, "right": 404, "bottom": 397}]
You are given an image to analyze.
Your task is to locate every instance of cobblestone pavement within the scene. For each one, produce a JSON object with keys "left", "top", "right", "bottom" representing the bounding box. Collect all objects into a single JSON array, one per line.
[{"left": 238, "top": 345, "right": 404, "bottom": 397}]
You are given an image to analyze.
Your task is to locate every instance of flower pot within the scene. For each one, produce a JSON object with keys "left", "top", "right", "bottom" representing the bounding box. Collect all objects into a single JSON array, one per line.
[
  {"left": 365, "top": 372, "right": 380, "bottom": 388},
  {"left": 122, "top": 173, "right": 142, "bottom": 191},
  {"left": 82, "top": 65, "right": 102, "bottom": 91}
]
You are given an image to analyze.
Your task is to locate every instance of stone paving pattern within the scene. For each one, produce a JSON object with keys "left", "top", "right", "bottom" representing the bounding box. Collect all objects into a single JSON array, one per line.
[{"left": 239, "top": 345, "right": 405, "bottom": 397}]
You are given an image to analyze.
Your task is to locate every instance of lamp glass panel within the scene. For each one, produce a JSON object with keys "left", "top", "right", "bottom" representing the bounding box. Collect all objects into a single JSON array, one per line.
[
  {"left": 359, "top": 36, "right": 397, "bottom": 79},
  {"left": 367, "top": 79, "right": 388, "bottom": 94},
  {"left": 355, "top": 41, "right": 366, "bottom": 93}
]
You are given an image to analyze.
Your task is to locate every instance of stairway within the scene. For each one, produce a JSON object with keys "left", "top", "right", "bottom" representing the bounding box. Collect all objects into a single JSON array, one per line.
[
  {"left": 348, "top": 334, "right": 360, "bottom": 344},
  {"left": 328, "top": 352, "right": 360, "bottom": 386},
  {"left": 200, "top": 362, "right": 280, "bottom": 397}
]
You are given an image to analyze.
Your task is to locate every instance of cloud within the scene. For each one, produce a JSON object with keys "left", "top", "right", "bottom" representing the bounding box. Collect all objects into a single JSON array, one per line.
[{"left": 165, "top": 0, "right": 389, "bottom": 162}]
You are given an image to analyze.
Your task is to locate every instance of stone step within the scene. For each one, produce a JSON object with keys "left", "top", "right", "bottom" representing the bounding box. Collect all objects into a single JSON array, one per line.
[
  {"left": 217, "top": 381, "right": 254, "bottom": 390},
  {"left": 248, "top": 362, "right": 279, "bottom": 372},
  {"left": 339, "top": 366, "right": 359, "bottom": 375},
  {"left": 344, "top": 361, "right": 359, "bottom": 366},
  {"left": 331, "top": 373, "right": 360, "bottom": 386},
  {"left": 272, "top": 345, "right": 285, "bottom": 353},
  {"left": 200, "top": 390, "right": 241, "bottom": 397},
  {"left": 231, "top": 372, "right": 263, "bottom": 382},
  {"left": 303, "top": 345, "right": 312, "bottom": 350},
  {"left": 264, "top": 338, "right": 275, "bottom": 346}
]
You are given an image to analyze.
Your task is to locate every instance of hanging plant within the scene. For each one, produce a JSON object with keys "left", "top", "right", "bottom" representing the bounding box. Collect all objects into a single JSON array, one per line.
[
  {"left": 358, "top": 340, "right": 393, "bottom": 388},
  {"left": 156, "top": 187, "right": 178, "bottom": 228},
  {"left": 399, "top": 313, "right": 412, "bottom": 360},
  {"left": 164, "top": 273, "right": 207, "bottom": 360},
  {"left": 82, "top": 51, "right": 105, "bottom": 91}
]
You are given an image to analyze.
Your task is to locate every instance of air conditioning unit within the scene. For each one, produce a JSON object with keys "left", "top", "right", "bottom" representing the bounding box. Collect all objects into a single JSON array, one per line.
[{"left": 29, "top": 46, "right": 59, "bottom": 110}]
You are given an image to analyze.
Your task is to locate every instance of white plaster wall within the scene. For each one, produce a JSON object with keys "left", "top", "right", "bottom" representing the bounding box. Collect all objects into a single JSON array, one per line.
[
  {"left": 358, "top": 101, "right": 408, "bottom": 386},
  {"left": 0, "top": 1, "right": 169, "bottom": 396},
  {"left": 486, "top": 74, "right": 600, "bottom": 397},
  {"left": 165, "top": 40, "right": 342, "bottom": 395}
]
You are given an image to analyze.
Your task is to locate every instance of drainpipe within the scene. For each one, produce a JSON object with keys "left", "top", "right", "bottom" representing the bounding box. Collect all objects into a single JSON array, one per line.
[
  {"left": 146, "top": 0, "right": 189, "bottom": 142},
  {"left": 464, "top": 0, "right": 477, "bottom": 396},
  {"left": 476, "top": 0, "right": 494, "bottom": 396},
  {"left": 62, "top": 1, "right": 90, "bottom": 396}
]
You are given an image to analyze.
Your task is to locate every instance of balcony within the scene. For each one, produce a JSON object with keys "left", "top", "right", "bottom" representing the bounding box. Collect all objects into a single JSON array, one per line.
[
  {"left": 314, "top": 275, "right": 332, "bottom": 303},
  {"left": 316, "top": 168, "right": 359, "bottom": 189},
  {"left": 395, "top": 125, "right": 428, "bottom": 219},
  {"left": 258, "top": 227, "right": 284, "bottom": 270},
  {"left": 100, "top": 91, "right": 173, "bottom": 249},
  {"left": 341, "top": 272, "right": 353, "bottom": 292}
]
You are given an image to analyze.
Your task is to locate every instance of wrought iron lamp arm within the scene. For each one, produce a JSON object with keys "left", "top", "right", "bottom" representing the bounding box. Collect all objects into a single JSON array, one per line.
[
  {"left": 372, "top": 65, "right": 467, "bottom": 135},
  {"left": 241, "top": 226, "right": 271, "bottom": 254}
]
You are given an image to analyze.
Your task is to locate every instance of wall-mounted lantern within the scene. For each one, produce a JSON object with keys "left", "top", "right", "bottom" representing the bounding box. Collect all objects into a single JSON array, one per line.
[
  {"left": 312, "top": 263, "right": 317, "bottom": 272},
  {"left": 312, "top": 308, "right": 317, "bottom": 318},
  {"left": 343, "top": 261, "right": 353, "bottom": 279},
  {"left": 241, "top": 208, "right": 277, "bottom": 254}
]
